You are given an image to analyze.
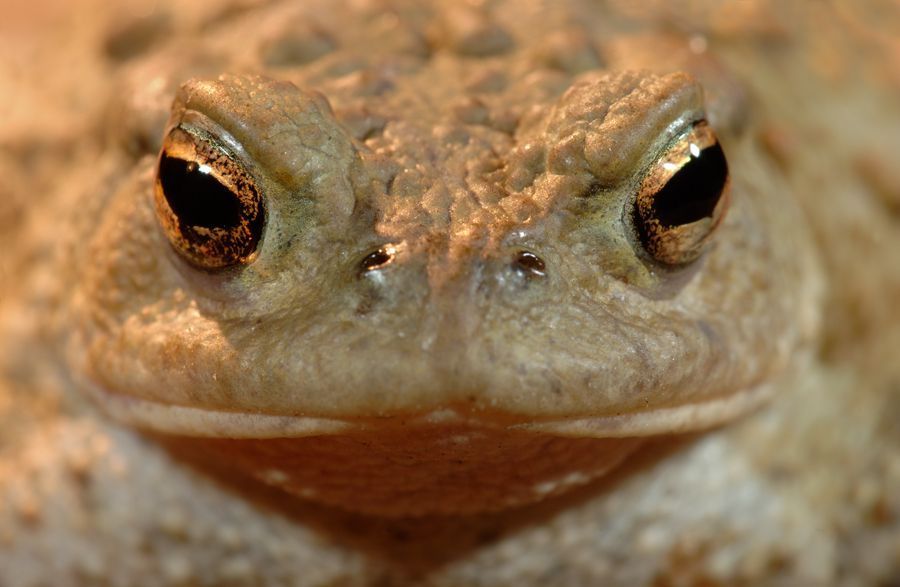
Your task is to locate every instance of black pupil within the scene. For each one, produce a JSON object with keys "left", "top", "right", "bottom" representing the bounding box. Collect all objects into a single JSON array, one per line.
[
  {"left": 652, "top": 142, "right": 728, "bottom": 227},
  {"left": 158, "top": 154, "right": 243, "bottom": 229}
]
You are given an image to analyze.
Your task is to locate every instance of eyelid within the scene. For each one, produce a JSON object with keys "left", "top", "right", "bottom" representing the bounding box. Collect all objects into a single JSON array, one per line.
[
  {"left": 648, "top": 120, "right": 719, "bottom": 189},
  {"left": 162, "top": 126, "right": 245, "bottom": 196}
]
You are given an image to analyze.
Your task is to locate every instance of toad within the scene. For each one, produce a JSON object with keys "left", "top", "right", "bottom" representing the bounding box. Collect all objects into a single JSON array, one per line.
[{"left": 1, "top": 0, "right": 898, "bottom": 584}]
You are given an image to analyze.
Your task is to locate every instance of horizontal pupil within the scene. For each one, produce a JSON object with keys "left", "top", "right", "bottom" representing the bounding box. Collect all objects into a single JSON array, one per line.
[
  {"left": 158, "top": 154, "right": 244, "bottom": 229},
  {"left": 652, "top": 142, "right": 728, "bottom": 227}
]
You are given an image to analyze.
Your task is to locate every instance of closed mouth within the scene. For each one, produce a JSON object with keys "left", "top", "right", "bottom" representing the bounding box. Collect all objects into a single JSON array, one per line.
[{"left": 79, "top": 374, "right": 774, "bottom": 440}]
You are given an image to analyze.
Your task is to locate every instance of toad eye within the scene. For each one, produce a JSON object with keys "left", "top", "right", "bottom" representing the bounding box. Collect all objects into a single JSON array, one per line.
[
  {"left": 154, "top": 127, "right": 265, "bottom": 270},
  {"left": 632, "top": 121, "right": 729, "bottom": 265}
]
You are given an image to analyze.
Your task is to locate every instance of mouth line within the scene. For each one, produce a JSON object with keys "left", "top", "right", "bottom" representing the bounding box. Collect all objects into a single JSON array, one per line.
[
  {"left": 79, "top": 375, "right": 775, "bottom": 440},
  {"left": 514, "top": 381, "right": 774, "bottom": 437}
]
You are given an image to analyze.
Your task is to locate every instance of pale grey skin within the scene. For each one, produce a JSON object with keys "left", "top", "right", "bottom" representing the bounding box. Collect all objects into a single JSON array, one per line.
[
  {"left": 76, "top": 72, "right": 814, "bottom": 430},
  {"left": 68, "top": 0, "right": 821, "bottom": 516},
  {"left": 1, "top": 0, "right": 899, "bottom": 585},
  {"left": 74, "top": 46, "right": 815, "bottom": 434}
]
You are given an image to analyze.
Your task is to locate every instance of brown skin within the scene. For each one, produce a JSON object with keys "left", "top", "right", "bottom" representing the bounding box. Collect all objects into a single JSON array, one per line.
[
  {"left": 77, "top": 71, "right": 815, "bottom": 422},
  {"left": 70, "top": 11, "right": 818, "bottom": 516},
  {"left": 1, "top": 0, "right": 898, "bottom": 584}
]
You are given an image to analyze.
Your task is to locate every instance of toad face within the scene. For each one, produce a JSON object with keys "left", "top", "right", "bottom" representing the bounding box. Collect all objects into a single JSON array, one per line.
[{"left": 68, "top": 6, "right": 821, "bottom": 515}]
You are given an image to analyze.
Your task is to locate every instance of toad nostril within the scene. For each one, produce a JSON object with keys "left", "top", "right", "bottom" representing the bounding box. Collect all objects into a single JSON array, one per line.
[
  {"left": 512, "top": 250, "right": 546, "bottom": 278},
  {"left": 359, "top": 246, "right": 397, "bottom": 273}
]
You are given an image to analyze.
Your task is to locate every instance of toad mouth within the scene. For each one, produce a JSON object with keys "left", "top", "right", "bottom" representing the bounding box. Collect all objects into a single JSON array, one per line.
[{"left": 78, "top": 374, "right": 775, "bottom": 440}]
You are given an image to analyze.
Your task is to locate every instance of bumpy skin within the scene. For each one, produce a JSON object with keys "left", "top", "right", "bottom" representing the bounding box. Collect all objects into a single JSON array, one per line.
[
  {"left": 78, "top": 71, "right": 813, "bottom": 425},
  {"left": 69, "top": 0, "right": 820, "bottom": 515},
  {"left": 1, "top": 0, "right": 899, "bottom": 584}
]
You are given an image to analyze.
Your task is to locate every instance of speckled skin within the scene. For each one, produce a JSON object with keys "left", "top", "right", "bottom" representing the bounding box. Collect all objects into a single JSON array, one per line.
[
  {"left": 64, "top": 0, "right": 823, "bottom": 516},
  {"left": 1, "top": 0, "right": 899, "bottom": 585}
]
